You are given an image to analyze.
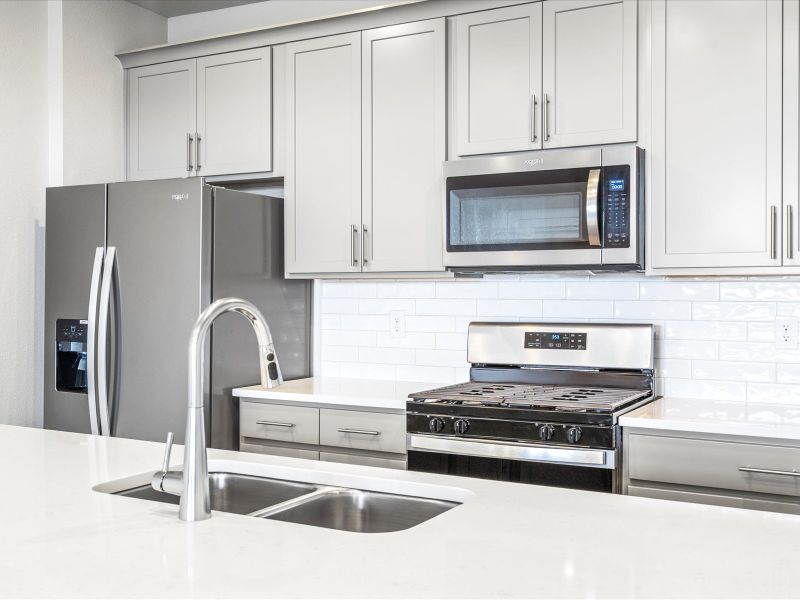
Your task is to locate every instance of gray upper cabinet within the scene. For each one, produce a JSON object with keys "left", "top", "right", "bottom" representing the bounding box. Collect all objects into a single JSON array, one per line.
[
  {"left": 362, "top": 19, "right": 446, "bottom": 273},
  {"left": 196, "top": 48, "right": 272, "bottom": 177},
  {"left": 649, "top": 0, "right": 783, "bottom": 270},
  {"left": 542, "top": 0, "right": 636, "bottom": 148},
  {"left": 284, "top": 33, "right": 363, "bottom": 275},
  {"left": 454, "top": 3, "right": 543, "bottom": 156},
  {"left": 127, "top": 59, "right": 197, "bottom": 181},
  {"left": 126, "top": 48, "right": 272, "bottom": 181},
  {"left": 285, "top": 22, "right": 446, "bottom": 277}
]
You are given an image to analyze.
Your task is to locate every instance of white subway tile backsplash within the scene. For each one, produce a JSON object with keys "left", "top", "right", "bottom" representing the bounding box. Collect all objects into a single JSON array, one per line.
[
  {"left": 692, "top": 360, "right": 775, "bottom": 382},
  {"left": 396, "top": 365, "right": 457, "bottom": 384},
  {"left": 692, "top": 302, "right": 776, "bottom": 321},
  {"left": 719, "top": 282, "right": 800, "bottom": 301},
  {"left": 317, "top": 277, "right": 800, "bottom": 405},
  {"left": 654, "top": 359, "right": 692, "bottom": 379},
  {"left": 406, "top": 315, "right": 456, "bottom": 333},
  {"left": 415, "top": 298, "right": 476, "bottom": 316},
  {"left": 436, "top": 281, "right": 498, "bottom": 298},
  {"left": 476, "top": 299, "right": 543, "bottom": 318},
  {"left": 566, "top": 281, "right": 637, "bottom": 300},
  {"left": 435, "top": 332, "right": 468, "bottom": 350},
  {"left": 358, "top": 298, "right": 415, "bottom": 315},
  {"left": 376, "top": 281, "right": 437, "bottom": 299},
  {"left": 614, "top": 301, "right": 691, "bottom": 320},
  {"left": 639, "top": 281, "right": 719, "bottom": 301},
  {"left": 542, "top": 300, "right": 614, "bottom": 319},
  {"left": 375, "top": 331, "right": 436, "bottom": 349},
  {"left": 664, "top": 379, "right": 747, "bottom": 402},
  {"left": 656, "top": 340, "right": 718, "bottom": 360},
  {"left": 416, "top": 349, "right": 469, "bottom": 368},
  {"left": 663, "top": 320, "right": 747, "bottom": 340},
  {"left": 498, "top": 281, "right": 566, "bottom": 299},
  {"left": 358, "top": 347, "right": 414, "bottom": 365}
]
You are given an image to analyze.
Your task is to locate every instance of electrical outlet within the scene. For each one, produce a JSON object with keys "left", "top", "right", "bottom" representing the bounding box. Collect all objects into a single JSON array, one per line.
[
  {"left": 775, "top": 317, "right": 799, "bottom": 349},
  {"left": 389, "top": 310, "right": 405, "bottom": 338}
]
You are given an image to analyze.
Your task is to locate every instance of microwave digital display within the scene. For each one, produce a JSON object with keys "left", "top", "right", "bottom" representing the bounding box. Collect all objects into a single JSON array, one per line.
[{"left": 609, "top": 179, "right": 625, "bottom": 192}]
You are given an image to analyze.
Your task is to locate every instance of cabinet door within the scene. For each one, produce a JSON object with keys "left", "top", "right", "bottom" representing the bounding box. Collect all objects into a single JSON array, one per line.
[
  {"left": 454, "top": 3, "right": 542, "bottom": 156},
  {"left": 127, "top": 59, "right": 196, "bottom": 181},
  {"left": 650, "top": 0, "right": 782, "bottom": 269},
  {"left": 362, "top": 19, "right": 446, "bottom": 273},
  {"left": 784, "top": 0, "right": 800, "bottom": 266},
  {"left": 285, "top": 33, "right": 362, "bottom": 274},
  {"left": 542, "top": 0, "right": 636, "bottom": 148},
  {"left": 196, "top": 47, "right": 272, "bottom": 177}
]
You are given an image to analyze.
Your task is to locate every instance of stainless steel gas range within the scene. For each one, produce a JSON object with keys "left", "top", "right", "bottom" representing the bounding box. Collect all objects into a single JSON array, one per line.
[{"left": 406, "top": 322, "right": 656, "bottom": 493}]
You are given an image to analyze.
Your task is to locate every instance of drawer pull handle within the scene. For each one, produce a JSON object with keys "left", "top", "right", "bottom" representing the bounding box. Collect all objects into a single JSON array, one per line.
[
  {"left": 738, "top": 466, "right": 800, "bottom": 478},
  {"left": 337, "top": 428, "right": 380, "bottom": 436},
  {"left": 256, "top": 421, "right": 295, "bottom": 428}
]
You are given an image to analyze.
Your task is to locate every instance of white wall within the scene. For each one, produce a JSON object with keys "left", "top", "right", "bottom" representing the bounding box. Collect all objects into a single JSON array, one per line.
[
  {"left": 0, "top": 0, "right": 165, "bottom": 428},
  {"left": 319, "top": 275, "right": 800, "bottom": 405},
  {"left": 167, "top": 0, "right": 397, "bottom": 43},
  {"left": 0, "top": 1, "right": 49, "bottom": 427},
  {"left": 61, "top": 1, "right": 166, "bottom": 184}
]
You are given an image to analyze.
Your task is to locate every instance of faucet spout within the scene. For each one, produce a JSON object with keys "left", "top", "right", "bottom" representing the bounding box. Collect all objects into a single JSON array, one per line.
[{"left": 175, "top": 297, "right": 283, "bottom": 522}]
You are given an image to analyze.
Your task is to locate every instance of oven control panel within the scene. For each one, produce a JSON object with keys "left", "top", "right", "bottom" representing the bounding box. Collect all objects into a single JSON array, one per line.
[
  {"left": 602, "top": 165, "right": 630, "bottom": 248},
  {"left": 524, "top": 331, "right": 586, "bottom": 350}
]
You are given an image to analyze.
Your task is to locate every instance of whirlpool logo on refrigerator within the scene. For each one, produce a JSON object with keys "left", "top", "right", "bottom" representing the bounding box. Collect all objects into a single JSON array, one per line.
[{"left": 171, "top": 193, "right": 189, "bottom": 201}]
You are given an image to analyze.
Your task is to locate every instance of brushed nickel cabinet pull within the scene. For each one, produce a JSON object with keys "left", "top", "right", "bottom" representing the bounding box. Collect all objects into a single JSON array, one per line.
[
  {"left": 771, "top": 206, "right": 778, "bottom": 259},
  {"left": 530, "top": 94, "right": 538, "bottom": 142},
  {"left": 739, "top": 466, "right": 800, "bottom": 478},
  {"left": 337, "top": 428, "right": 380, "bottom": 436},
  {"left": 256, "top": 420, "right": 295, "bottom": 428},
  {"left": 787, "top": 205, "right": 794, "bottom": 260},
  {"left": 195, "top": 132, "right": 202, "bottom": 172},
  {"left": 187, "top": 133, "right": 194, "bottom": 172}
]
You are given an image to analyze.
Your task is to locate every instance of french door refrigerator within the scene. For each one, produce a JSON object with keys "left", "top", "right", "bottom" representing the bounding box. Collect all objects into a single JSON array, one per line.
[{"left": 44, "top": 178, "right": 312, "bottom": 449}]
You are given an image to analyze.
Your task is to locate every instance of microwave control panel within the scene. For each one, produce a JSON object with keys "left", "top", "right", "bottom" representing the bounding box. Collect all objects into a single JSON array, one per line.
[{"left": 602, "top": 165, "right": 630, "bottom": 248}]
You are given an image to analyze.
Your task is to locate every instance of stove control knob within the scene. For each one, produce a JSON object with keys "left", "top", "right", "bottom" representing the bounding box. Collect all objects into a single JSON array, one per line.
[
  {"left": 454, "top": 419, "right": 470, "bottom": 435},
  {"left": 538, "top": 424, "right": 555, "bottom": 441},
  {"left": 428, "top": 417, "right": 445, "bottom": 434},
  {"left": 566, "top": 427, "right": 583, "bottom": 444}
]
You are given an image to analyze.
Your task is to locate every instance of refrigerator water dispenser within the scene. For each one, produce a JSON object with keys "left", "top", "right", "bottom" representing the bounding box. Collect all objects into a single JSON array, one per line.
[{"left": 55, "top": 319, "right": 89, "bottom": 393}]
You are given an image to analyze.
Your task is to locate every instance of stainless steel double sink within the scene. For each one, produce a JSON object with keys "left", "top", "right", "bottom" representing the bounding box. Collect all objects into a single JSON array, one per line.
[{"left": 113, "top": 472, "right": 459, "bottom": 533}]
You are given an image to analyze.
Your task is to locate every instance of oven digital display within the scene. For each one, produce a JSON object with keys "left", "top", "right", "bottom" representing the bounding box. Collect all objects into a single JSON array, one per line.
[
  {"left": 609, "top": 179, "right": 625, "bottom": 192},
  {"left": 524, "top": 332, "right": 587, "bottom": 350}
]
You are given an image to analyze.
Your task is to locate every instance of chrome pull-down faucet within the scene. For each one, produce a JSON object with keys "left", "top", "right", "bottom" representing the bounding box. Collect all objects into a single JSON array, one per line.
[{"left": 152, "top": 297, "right": 283, "bottom": 522}]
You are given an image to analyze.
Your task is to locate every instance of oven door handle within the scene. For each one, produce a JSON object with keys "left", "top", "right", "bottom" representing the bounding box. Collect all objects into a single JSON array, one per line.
[
  {"left": 586, "top": 168, "right": 601, "bottom": 247},
  {"left": 407, "top": 435, "right": 614, "bottom": 469}
]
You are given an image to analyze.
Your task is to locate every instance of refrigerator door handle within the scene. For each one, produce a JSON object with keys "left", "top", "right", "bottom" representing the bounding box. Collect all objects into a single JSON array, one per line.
[
  {"left": 86, "top": 247, "right": 104, "bottom": 436},
  {"left": 97, "top": 246, "right": 117, "bottom": 437}
]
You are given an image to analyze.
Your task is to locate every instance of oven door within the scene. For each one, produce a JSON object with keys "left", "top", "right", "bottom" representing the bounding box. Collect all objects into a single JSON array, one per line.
[
  {"left": 407, "top": 435, "right": 616, "bottom": 493},
  {"left": 444, "top": 148, "right": 603, "bottom": 269}
]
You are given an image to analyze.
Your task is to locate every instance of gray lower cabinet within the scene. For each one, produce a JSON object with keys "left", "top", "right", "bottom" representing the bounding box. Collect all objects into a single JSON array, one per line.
[
  {"left": 623, "top": 428, "right": 800, "bottom": 515},
  {"left": 239, "top": 400, "right": 406, "bottom": 469}
]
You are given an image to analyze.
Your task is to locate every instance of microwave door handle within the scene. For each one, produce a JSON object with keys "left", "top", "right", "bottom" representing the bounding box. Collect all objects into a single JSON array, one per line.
[{"left": 586, "top": 169, "right": 601, "bottom": 247}]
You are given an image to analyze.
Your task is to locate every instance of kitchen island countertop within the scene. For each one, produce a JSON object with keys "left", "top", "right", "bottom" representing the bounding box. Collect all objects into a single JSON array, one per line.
[{"left": 3, "top": 423, "right": 800, "bottom": 599}]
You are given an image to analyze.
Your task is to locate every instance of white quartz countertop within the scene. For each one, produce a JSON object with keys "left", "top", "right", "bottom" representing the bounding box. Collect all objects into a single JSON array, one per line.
[
  {"left": 619, "top": 397, "right": 800, "bottom": 440},
  {"left": 233, "top": 377, "right": 439, "bottom": 412},
  {"left": 4, "top": 424, "right": 800, "bottom": 598}
]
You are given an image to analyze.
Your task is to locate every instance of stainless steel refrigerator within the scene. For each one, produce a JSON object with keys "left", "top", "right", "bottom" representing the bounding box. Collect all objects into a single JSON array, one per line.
[{"left": 44, "top": 178, "right": 312, "bottom": 449}]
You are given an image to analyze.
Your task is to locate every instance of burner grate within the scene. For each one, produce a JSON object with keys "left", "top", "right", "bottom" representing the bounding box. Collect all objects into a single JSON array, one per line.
[{"left": 409, "top": 382, "right": 650, "bottom": 413}]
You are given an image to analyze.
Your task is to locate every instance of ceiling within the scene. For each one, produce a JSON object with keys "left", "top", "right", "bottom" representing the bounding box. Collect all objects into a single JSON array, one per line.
[{"left": 126, "top": 0, "right": 265, "bottom": 18}]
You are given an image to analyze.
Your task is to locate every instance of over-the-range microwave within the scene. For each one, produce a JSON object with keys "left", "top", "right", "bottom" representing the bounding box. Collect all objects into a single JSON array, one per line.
[{"left": 443, "top": 144, "right": 644, "bottom": 272}]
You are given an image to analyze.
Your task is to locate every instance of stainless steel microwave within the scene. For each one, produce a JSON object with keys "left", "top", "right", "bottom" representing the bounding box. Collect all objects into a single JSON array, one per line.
[{"left": 443, "top": 144, "right": 644, "bottom": 271}]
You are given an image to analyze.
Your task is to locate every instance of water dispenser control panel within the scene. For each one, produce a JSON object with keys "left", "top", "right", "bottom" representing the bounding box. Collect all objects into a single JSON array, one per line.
[{"left": 55, "top": 319, "right": 88, "bottom": 393}]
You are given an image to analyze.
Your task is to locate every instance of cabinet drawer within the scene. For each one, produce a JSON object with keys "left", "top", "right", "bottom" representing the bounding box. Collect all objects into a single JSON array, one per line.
[
  {"left": 627, "top": 484, "right": 800, "bottom": 516},
  {"left": 240, "top": 441, "right": 319, "bottom": 461},
  {"left": 320, "top": 451, "right": 407, "bottom": 470},
  {"left": 240, "top": 401, "right": 319, "bottom": 445},
  {"left": 628, "top": 434, "right": 800, "bottom": 498},
  {"left": 319, "top": 409, "right": 405, "bottom": 454}
]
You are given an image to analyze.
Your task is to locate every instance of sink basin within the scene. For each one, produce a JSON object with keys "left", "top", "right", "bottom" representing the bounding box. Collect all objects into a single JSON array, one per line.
[
  {"left": 259, "top": 487, "right": 459, "bottom": 533},
  {"left": 116, "top": 472, "right": 318, "bottom": 515}
]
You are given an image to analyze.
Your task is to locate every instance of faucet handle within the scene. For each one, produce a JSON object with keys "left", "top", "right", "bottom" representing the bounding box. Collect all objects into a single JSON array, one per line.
[{"left": 161, "top": 431, "right": 174, "bottom": 473}]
